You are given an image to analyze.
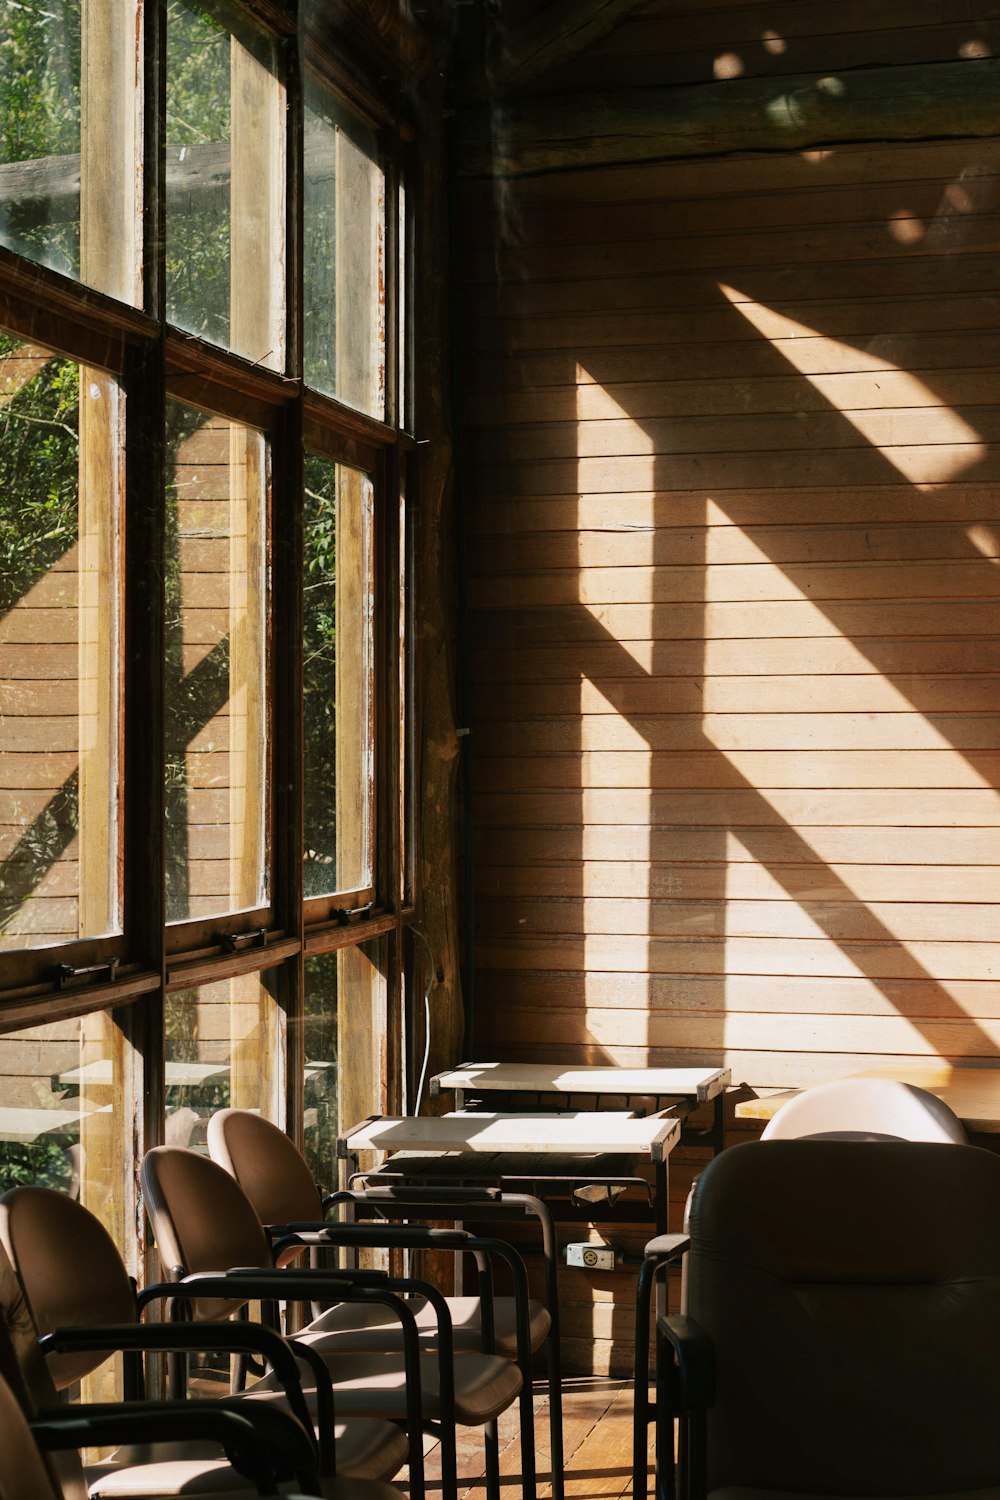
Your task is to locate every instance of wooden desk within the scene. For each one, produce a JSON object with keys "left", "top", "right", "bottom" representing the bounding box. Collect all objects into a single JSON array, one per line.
[
  {"left": 338, "top": 1109, "right": 682, "bottom": 1232},
  {"left": 429, "top": 1061, "right": 730, "bottom": 1153},
  {"left": 734, "top": 1064, "right": 1000, "bottom": 1134},
  {"left": 339, "top": 1110, "right": 679, "bottom": 1162}
]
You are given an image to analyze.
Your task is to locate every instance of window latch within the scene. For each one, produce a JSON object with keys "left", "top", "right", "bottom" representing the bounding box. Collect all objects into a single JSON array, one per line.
[
  {"left": 333, "top": 902, "right": 374, "bottom": 927},
  {"left": 54, "top": 957, "right": 120, "bottom": 990},
  {"left": 220, "top": 926, "right": 268, "bottom": 954}
]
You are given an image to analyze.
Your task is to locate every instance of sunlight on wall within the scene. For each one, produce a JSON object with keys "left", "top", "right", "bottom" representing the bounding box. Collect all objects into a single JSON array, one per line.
[
  {"left": 706, "top": 497, "right": 1000, "bottom": 1027},
  {"left": 577, "top": 366, "right": 655, "bottom": 1047},
  {"left": 717, "top": 283, "right": 985, "bottom": 487}
]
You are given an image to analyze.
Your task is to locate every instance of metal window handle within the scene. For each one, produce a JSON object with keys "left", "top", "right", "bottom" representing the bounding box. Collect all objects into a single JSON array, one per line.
[
  {"left": 220, "top": 926, "right": 268, "bottom": 953},
  {"left": 334, "top": 902, "right": 374, "bottom": 926},
  {"left": 54, "top": 957, "right": 120, "bottom": 990}
]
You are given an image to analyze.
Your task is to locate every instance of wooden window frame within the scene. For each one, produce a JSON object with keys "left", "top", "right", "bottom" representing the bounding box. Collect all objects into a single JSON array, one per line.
[{"left": 0, "top": 1, "right": 414, "bottom": 1155}]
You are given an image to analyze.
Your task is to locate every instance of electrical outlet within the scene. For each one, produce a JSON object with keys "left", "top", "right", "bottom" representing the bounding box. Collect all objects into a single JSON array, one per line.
[{"left": 565, "top": 1240, "right": 616, "bottom": 1271}]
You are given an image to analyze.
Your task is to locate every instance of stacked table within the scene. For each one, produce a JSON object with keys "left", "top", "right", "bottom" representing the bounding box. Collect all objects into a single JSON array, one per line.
[{"left": 337, "top": 1062, "right": 731, "bottom": 1235}]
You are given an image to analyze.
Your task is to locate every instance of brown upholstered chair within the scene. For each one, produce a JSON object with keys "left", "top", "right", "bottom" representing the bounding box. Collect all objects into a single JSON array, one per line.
[
  {"left": 208, "top": 1108, "right": 552, "bottom": 1353},
  {"left": 0, "top": 1360, "right": 68, "bottom": 1500},
  {"left": 208, "top": 1108, "right": 558, "bottom": 1500},
  {"left": 634, "top": 1074, "right": 970, "bottom": 1500},
  {"left": 141, "top": 1145, "right": 531, "bottom": 1500},
  {"left": 658, "top": 1139, "right": 1000, "bottom": 1500},
  {"left": 0, "top": 1185, "right": 409, "bottom": 1499},
  {"left": 0, "top": 1298, "right": 404, "bottom": 1500}
]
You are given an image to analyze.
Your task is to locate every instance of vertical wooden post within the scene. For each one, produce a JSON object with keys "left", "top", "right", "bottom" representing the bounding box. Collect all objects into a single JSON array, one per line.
[
  {"left": 227, "top": 426, "right": 267, "bottom": 914},
  {"left": 335, "top": 467, "right": 373, "bottom": 891},
  {"left": 231, "top": 34, "right": 286, "bottom": 370},
  {"left": 78, "top": 0, "right": 133, "bottom": 939},
  {"left": 335, "top": 128, "right": 384, "bottom": 415},
  {"left": 414, "top": 75, "right": 464, "bottom": 1096},
  {"left": 77, "top": 1009, "right": 129, "bottom": 1411},
  {"left": 75, "top": 8, "right": 134, "bottom": 1423},
  {"left": 80, "top": 0, "right": 141, "bottom": 306},
  {"left": 77, "top": 370, "right": 121, "bottom": 944}
]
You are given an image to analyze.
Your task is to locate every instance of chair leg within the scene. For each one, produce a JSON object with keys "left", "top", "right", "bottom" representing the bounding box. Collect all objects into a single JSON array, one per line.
[
  {"left": 654, "top": 1319, "right": 673, "bottom": 1500},
  {"left": 517, "top": 1362, "right": 537, "bottom": 1500},
  {"left": 633, "top": 1256, "right": 656, "bottom": 1500},
  {"left": 437, "top": 1420, "right": 459, "bottom": 1500},
  {"left": 546, "top": 1328, "right": 565, "bottom": 1500},
  {"left": 484, "top": 1417, "right": 501, "bottom": 1500}
]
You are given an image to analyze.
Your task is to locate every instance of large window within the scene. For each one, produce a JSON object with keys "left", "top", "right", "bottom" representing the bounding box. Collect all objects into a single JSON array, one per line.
[
  {"left": 0, "top": 337, "right": 122, "bottom": 950},
  {"left": 0, "top": 0, "right": 414, "bottom": 1282}
]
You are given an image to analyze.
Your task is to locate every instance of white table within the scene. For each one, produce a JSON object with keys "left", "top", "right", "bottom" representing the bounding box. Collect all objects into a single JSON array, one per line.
[
  {"left": 340, "top": 1109, "right": 680, "bottom": 1162},
  {"left": 429, "top": 1061, "right": 731, "bottom": 1153},
  {"left": 338, "top": 1108, "right": 682, "bottom": 1233},
  {"left": 735, "top": 1064, "right": 1000, "bottom": 1134}
]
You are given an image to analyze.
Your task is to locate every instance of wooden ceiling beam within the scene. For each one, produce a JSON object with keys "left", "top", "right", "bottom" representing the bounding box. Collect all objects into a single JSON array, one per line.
[
  {"left": 459, "top": 57, "right": 1000, "bottom": 177},
  {"left": 486, "top": 0, "right": 653, "bottom": 94}
]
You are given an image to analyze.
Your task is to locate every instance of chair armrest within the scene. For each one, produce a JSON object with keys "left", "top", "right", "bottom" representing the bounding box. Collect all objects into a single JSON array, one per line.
[
  {"left": 657, "top": 1314, "right": 715, "bottom": 1411},
  {"left": 271, "top": 1225, "right": 533, "bottom": 1362},
  {"left": 142, "top": 1271, "right": 431, "bottom": 1488},
  {"left": 32, "top": 1399, "right": 316, "bottom": 1496},
  {"left": 270, "top": 1223, "right": 476, "bottom": 1255},
  {"left": 324, "top": 1185, "right": 504, "bottom": 1210},
  {"left": 38, "top": 1321, "right": 315, "bottom": 1462},
  {"left": 643, "top": 1233, "right": 690, "bottom": 1262}
]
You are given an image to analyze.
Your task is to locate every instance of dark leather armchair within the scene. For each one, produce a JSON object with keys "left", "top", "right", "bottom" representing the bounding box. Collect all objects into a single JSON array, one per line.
[{"left": 659, "top": 1139, "right": 1000, "bottom": 1500}]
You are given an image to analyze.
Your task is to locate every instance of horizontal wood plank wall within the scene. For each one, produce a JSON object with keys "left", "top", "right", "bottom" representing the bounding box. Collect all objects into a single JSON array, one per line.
[
  {"left": 532, "top": 0, "right": 1000, "bottom": 92},
  {"left": 459, "top": 125, "right": 1000, "bottom": 1366}
]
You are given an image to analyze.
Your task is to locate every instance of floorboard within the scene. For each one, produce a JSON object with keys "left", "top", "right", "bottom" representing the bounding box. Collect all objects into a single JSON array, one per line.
[{"left": 398, "top": 1376, "right": 654, "bottom": 1500}]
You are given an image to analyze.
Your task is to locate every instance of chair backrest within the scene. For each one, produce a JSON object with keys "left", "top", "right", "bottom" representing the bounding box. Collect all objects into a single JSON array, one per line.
[
  {"left": 208, "top": 1110, "right": 323, "bottom": 1266},
  {"left": 0, "top": 1187, "right": 135, "bottom": 1393},
  {"left": 141, "top": 1146, "right": 273, "bottom": 1319},
  {"left": 0, "top": 1242, "right": 87, "bottom": 1500},
  {"left": 686, "top": 1140, "right": 1000, "bottom": 1496},
  {"left": 0, "top": 1365, "right": 62, "bottom": 1500},
  {"left": 760, "top": 1076, "right": 968, "bottom": 1143}
]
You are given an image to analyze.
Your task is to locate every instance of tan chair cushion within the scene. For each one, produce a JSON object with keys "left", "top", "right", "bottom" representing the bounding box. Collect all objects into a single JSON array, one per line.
[
  {"left": 251, "top": 1346, "right": 522, "bottom": 1426},
  {"left": 87, "top": 1414, "right": 406, "bottom": 1498},
  {"left": 307, "top": 1293, "right": 551, "bottom": 1357},
  {"left": 89, "top": 1467, "right": 401, "bottom": 1499}
]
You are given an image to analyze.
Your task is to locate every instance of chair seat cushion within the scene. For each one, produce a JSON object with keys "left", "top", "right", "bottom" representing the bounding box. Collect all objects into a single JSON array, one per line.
[
  {"left": 251, "top": 1346, "right": 522, "bottom": 1426},
  {"left": 307, "top": 1294, "right": 551, "bottom": 1357},
  {"left": 86, "top": 1416, "right": 407, "bottom": 1497},
  {"left": 89, "top": 1464, "right": 398, "bottom": 1499}
]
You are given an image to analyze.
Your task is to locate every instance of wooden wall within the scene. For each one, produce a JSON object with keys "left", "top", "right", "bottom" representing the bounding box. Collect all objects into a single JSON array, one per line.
[{"left": 457, "top": 0, "right": 1000, "bottom": 1371}]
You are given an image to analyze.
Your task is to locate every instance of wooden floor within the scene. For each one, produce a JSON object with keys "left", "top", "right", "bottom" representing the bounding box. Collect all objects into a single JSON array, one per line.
[{"left": 404, "top": 1377, "right": 654, "bottom": 1500}]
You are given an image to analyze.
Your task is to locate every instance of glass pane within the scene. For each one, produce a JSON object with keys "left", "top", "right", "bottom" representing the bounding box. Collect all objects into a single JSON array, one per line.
[
  {"left": 0, "top": 335, "right": 122, "bottom": 950},
  {"left": 0, "top": 1007, "right": 134, "bottom": 1409},
  {"left": 304, "top": 940, "right": 384, "bottom": 1195},
  {"left": 303, "top": 953, "right": 337, "bottom": 1192},
  {"left": 303, "top": 81, "right": 385, "bottom": 416},
  {"left": 0, "top": 0, "right": 142, "bottom": 305},
  {"left": 0, "top": 1008, "right": 130, "bottom": 1218},
  {"left": 165, "top": 401, "right": 269, "bottom": 924},
  {"left": 166, "top": 0, "right": 285, "bottom": 368},
  {"left": 303, "top": 456, "right": 373, "bottom": 898},
  {"left": 165, "top": 970, "right": 283, "bottom": 1150}
]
